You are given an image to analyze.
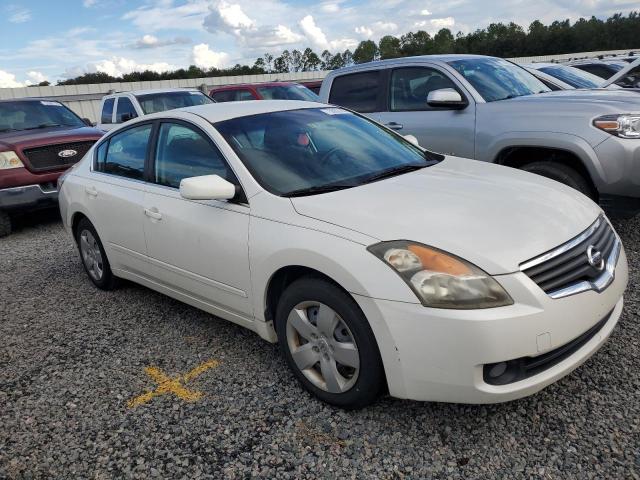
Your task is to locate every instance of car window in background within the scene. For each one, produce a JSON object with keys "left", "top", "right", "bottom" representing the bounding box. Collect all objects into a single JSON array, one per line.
[
  {"left": 573, "top": 63, "right": 623, "bottom": 79},
  {"left": 215, "top": 107, "right": 437, "bottom": 196},
  {"left": 115, "top": 97, "right": 138, "bottom": 123},
  {"left": 612, "top": 64, "right": 640, "bottom": 88},
  {"left": 101, "top": 98, "right": 114, "bottom": 124},
  {"left": 154, "top": 123, "right": 236, "bottom": 188},
  {"left": 538, "top": 66, "right": 603, "bottom": 89},
  {"left": 329, "top": 71, "right": 381, "bottom": 113},
  {"left": 236, "top": 89, "right": 257, "bottom": 101},
  {"left": 0, "top": 100, "right": 86, "bottom": 132},
  {"left": 257, "top": 85, "right": 319, "bottom": 101},
  {"left": 99, "top": 124, "right": 152, "bottom": 180},
  {"left": 211, "top": 90, "right": 237, "bottom": 102},
  {"left": 135, "top": 91, "right": 213, "bottom": 115},
  {"left": 449, "top": 58, "right": 550, "bottom": 102},
  {"left": 390, "top": 67, "right": 458, "bottom": 111}
]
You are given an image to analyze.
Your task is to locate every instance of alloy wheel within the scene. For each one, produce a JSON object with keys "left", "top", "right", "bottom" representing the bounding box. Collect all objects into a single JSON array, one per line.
[{"left": 79, "top": 229, "right": 104, "bottom": 281}]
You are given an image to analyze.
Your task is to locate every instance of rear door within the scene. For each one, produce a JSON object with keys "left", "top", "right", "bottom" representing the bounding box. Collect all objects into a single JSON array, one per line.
[
  {"left": 375, "top": 65, "right": 476, "bottom": 157},
  {"left": 85, "top": 122, "right": 153, "bottom": 276}
]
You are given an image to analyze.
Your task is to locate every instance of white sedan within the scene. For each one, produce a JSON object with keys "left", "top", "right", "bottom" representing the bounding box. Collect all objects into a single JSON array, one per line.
[{"left": 58, "top": 100, "right": 628, "bottom": 408}]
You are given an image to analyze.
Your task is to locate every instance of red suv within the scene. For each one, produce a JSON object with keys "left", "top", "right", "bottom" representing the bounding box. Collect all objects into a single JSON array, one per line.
[
  {"left": 209, "top": 82, "right": 319, "bottom": 102},
  {"left": 0, "top": 99, "right": 104, "bottom": 236}
]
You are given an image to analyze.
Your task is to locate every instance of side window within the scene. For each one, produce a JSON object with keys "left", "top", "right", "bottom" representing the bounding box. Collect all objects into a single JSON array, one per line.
[
  {"left": 576, "top": 65, "right": 610, "bottom": 79},
  {"left": 211, "top": 90, "right": 236, "bottom": 102},
  {"left": 95, "top": 141, "right": 108, "bottom": 171},
  {"left": 236, "top": 89, "right": 256, "bottom": 101},
  {"left": 101, "top": 98, "right": 114, "bottom": 124},
  {"left": 154, "top": 123, "right": 237, "bottom": 189},
  {"left": 103, "top": 124, "right": 152, "bottom": 180},
  {"left": 390, "top": 67, "right": 458, "bottom": 111},
  {"left": 329, "top": 71, "right": 381, "bottom": 113},
  {"left": 116, "top": 97, "right": 138, "bottom": 123}
]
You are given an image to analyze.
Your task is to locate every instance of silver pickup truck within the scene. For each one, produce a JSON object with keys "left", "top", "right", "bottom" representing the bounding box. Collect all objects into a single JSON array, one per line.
[{"left": 319, "top": 55, "right": 640, "bottom": 217}]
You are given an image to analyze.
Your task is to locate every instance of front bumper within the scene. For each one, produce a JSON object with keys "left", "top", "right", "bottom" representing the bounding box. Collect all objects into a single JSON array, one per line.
[
  {"left": 0, "top": 183, "right": 58, "bottom": 211},
  {"left": 354, "top": 246, "right": 628, "bottom": 404},
  {"left": 593, "top": 137, "right": 640, "bottom": 212}
]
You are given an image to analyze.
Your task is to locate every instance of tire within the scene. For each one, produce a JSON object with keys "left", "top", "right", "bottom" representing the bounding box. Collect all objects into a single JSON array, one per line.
[
  {"left": 275, "top": 277, "right": 385, "bottom": 409},
  {"left": 520, "top": 161, "right": 594, "bottom": 198},
  {"left": 75, "top": 218, "right": 118, "bottom": 290},
  {"left": 0, "top": 211, "right": 11, "bottom": 238}
]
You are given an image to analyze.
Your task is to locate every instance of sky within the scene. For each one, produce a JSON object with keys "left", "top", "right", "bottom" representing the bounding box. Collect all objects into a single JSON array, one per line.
[{"left": 0, "top": 0, "right": 638, "bottom": 87}]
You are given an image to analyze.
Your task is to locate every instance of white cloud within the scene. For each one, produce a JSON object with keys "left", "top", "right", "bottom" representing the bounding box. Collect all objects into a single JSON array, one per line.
[
  {"left": 0, "top": 70, "right": 24, "bottom": 88},
  {"left": 83, "top": 0, "right": 97, "bottom": 7},
  {"left": 218, "top": 1, "right": 255, "bottom": 29},
  {"left": 430, "top": 17, "right": 455, "bottom": 29},
  {"left": 130, "top": 34, "right": 191, "bottom": 49},
  {"left": 7, "top": 7, "right": 31, "bottom": 23},
  {"left": 420, "top": 9, "right": 432, "bottom": 15},
  {"left": 320, "top": 3, "right": 340, "bottom": 13},
  {"left": 192, "top": 43, "right": 229, "bottom": 69},
  {"left": 27, "top": 71, "right": 47, "bottom": 84},
  {"left": 356, "top": 21, "right": 398, "bottom": 38},
  {"left": 123, "top": 0, "right": 211, "bottom": 31},
  {"left": 300, "top": 15, "right": 357, "bottom": 52},
  {"left": 64, "top": 57, "right": 175, "bottom": 78}
]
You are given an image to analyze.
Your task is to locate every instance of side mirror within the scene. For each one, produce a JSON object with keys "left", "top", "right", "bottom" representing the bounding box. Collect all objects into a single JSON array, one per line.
[
  {"left": 179, "top": 175, "right": 236, "bottom": 201},
  {"left": 403, "top": 134, "right": 420, "bottom": 147},
  {"left": 83, "top": 118, "right": 93, "bottom": 126},
  {"left": 427, "top": 88, "right": 467, "bottom": 108}
]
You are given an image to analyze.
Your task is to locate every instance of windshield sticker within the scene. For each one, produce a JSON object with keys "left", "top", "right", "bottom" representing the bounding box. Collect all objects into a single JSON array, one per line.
[
  {"left": 40, "top": 101, "right": 61, "bottom": 106},
  {"left": 321, "top": 108, "right": 350, "bottom": 115}
]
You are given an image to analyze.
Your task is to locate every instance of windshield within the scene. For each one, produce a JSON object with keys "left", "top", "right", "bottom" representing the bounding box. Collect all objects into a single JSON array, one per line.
[
  {"left": 449, "top": 58, "right": 550, "bottom": 102},
  {"left": 215, "top": 108, "right": 438, "bottom": 196},
  {"left": 0, "top": 100, "right": 85, "bottom": 132},
  {"left": 135, "top": 91, "right": 213, "bottom": 115},
  {"left": 256, "top": 85, "right": 319, "bottom": 102},
  {"left": 538, "top": 65, "right": 603, "bottom": 89}
]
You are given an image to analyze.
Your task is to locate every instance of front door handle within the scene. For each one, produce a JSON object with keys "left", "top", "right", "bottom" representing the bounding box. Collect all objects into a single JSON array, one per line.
[
  {"left": 385, "top": 122, "right": 403, "bottom": 130},
  {"left": 144, "top": 208, "right": 162, "bottom": 221},
  {"left": 85, "top": 186, "right": 98, "bottom": 197}
]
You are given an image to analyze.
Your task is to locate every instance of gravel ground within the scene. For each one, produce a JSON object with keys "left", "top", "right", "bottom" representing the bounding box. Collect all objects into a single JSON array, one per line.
[{"left": 1, "top": 209, "right": 639, "bottom": 480}]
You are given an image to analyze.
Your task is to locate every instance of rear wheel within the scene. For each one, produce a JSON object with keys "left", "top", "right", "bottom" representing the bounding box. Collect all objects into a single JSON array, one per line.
[
  {"left": 520, "top": 161, "right": 594, "bottom": 198},
  {"left": 0, "top": 211, "right": 11, "bottom": 238},
  {"left": 75, "top": 218, "right": 118, "bottom": 290},
  {"left": 275, "top": 277, "right": 384, "bottom": 409}
]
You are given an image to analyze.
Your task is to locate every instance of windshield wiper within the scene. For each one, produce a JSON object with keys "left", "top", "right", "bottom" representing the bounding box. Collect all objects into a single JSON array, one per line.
[
  {"left": 23, "top": 123, "right": 69, "bottom": 130},
  {"left": 285, "top": 183, "right": 358, "bottom": 197},
  {"left": 363, "top": 164, "right": 426, "bottom": 184}
]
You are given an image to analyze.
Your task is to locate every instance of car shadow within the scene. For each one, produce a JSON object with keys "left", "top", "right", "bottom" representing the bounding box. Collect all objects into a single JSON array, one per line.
[{"left": 8, "top": 207, "right": 62, "bottom": 235}]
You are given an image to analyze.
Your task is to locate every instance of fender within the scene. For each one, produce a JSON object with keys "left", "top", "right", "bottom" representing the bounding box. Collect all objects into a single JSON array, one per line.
[{"left": 479, "top": 131, "right": 609, "bottom": 189}]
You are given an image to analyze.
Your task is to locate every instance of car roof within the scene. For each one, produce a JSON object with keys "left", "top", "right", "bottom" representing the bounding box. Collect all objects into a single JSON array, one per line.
[
  {"left": 0, "top": 97, "right": 62, "bottom": 103},
  {"left": 525, "top": 63, "right": 563, "bottom": 69},
  {"left": 150, "top": 99, "right": 327, "bottom": 123},
  {"left": 327, "top": 54, "right": 498, "bottom": 75},
  {"left": 108, "top": 88, "right": 202, "bottom": 96},
  {"left": 211, "top": 81, "right": 299, "bottom": 90}
]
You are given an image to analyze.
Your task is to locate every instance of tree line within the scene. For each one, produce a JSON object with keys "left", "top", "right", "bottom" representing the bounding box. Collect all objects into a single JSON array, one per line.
[{"left": 54, "top": 11, "right": 639, "bottom": 85}]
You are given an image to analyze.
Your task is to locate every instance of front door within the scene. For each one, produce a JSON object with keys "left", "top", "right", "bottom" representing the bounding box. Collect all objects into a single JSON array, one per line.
[
  {"left": 142, "top": 121, "right": 253, "bottom": 320},
  {"left": 375, "top": 66, "right": 476, "bottom": 158}
]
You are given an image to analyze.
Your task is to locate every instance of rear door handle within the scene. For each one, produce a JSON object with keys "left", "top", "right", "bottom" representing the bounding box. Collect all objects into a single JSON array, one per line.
[
  {"left": 85, "top": 186, "right": 98, "bottom": 197},
  {"left": 144, "top": 208, "right": 162, "bottom": 221},
  {"left": 385, "top": 122, "right": 403, "bottom": 130}
]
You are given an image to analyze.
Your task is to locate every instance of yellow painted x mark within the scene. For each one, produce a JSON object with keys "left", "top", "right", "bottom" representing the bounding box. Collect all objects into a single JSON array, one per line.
[{"left": 128, "top": 359, "right": 219, "bottom": 408}]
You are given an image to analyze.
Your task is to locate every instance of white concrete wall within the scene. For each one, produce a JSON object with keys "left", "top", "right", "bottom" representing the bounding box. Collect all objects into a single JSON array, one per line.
[{"left": 0, "top": 48, "right": 637, "bottom": 123}]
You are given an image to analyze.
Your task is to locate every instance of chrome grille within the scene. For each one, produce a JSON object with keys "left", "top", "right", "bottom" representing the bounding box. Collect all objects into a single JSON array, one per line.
[
  {"left": 22, "top": 141, "right": 96, "bottom": 172},
  {"left": 520, "top": 216, "right": 620, "bottom": 299}
]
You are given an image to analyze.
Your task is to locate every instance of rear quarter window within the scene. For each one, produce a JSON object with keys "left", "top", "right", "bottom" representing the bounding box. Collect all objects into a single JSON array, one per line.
[{"left": 329, "top": 71, "right": 382, "bottom": 113}]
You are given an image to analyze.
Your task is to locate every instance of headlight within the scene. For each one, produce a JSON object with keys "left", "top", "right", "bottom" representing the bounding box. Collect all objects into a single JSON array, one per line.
[
  {"left": 594, "top": 114, "right": 640, "bottom": 139},
  {"left": 368, "top": 241, "right": 513, "bottom": 309},
  {"left": 0, "top": 151, "right": 24, "bottom": 170}
]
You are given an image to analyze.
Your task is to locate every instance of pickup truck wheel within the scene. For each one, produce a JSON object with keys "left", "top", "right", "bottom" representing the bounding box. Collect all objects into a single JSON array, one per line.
[
  {"left": 275, "top": 277, "right": 385, "bottom": 409},
  {"left": 75, "top": 218, "right": 118, "bottom": 290},
  {"left": 520, "top": 161, "right": 594, "bottom": 198},
  {"left": 0, "top": 211, "right": 11, "bottom": 238}
]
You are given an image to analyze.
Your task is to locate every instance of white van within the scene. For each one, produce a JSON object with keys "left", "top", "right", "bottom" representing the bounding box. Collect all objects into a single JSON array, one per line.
[{"left": 97, "top": 88, "right": 213, "bottom": 131}]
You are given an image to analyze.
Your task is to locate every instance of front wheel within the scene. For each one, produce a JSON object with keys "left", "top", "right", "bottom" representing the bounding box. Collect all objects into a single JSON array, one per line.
[
  {"left": 520, "top": 161, "right": 594, "bottom": 199},
  {"left": 275, "top": 277, "right": 385, "bottom": 409}
]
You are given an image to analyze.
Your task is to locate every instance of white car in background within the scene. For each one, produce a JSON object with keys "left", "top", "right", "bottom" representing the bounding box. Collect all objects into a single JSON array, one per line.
[
  {"left": 97, "top": 88, "right": 213, "bottom": 131},
  {"left": 58, "top": 101, "right": 628, "bottom": 408}
]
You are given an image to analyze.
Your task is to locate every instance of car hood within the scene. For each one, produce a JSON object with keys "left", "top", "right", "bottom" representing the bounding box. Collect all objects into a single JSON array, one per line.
[
  {"left": 0, "top": 126, "right": 103, "bottom": 150},
  {"left": 506, "top": 89, "right": 640, "bottom": 108},
  {"left": 291, "top": 157, "right": 601, "bottom": 275}
]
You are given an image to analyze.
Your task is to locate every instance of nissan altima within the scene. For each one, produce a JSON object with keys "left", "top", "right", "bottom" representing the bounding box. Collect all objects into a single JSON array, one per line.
[{"left": 58, "top": 100, "right": 628, "bottom": 408}]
